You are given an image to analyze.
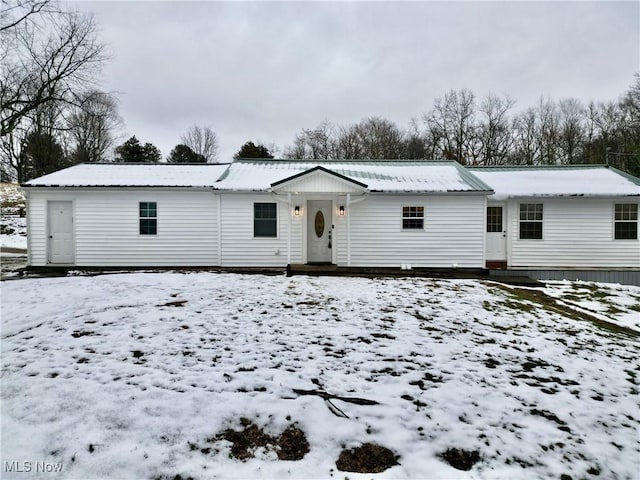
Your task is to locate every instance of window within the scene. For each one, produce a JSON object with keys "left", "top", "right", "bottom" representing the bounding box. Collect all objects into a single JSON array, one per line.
[
  {"left": 139, "top": 202, "right": 157, "bottom": 235},
  {"left": 615, "top": 203, "right": 638, "bottom": 240},
  {"left": 519, "top": 203, "right": 543, "bottom": 239},
  {"left": 487, "top": 206, "right": 503, "bottom": 233},
  {"left": 402, "top": 206, "right": 424, "bottom": 229},
  {"left": 254, "top": 202, "right": 277, "bottom": 237}
]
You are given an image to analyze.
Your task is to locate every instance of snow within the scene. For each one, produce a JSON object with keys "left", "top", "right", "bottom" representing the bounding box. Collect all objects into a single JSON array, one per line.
[
  {"left": 216, "top": 160, "right": 489, "bottom": 192},
  {"left": 472, "top": 167, "right": 640, "bottom": 200},
  {"left": 21, "top": 161, "right": 492, "bottom": 193},
  {"left": 22, "top": 164, "right": 231, "bottom": 188},
  {"left": 2, "top": 272, "right": 638, "bottom": 479},
  {"left": 1, "top": 183, "right": 27, "bottom": 251}
]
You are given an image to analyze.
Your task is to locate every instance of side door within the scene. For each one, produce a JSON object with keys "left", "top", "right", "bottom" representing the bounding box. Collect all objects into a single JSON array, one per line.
[
  {"left": 48, "top": 201, "right": 74, "bottom": 264},
  {"left": 486, "top": 203, "right": 506, "bottom": 264}
]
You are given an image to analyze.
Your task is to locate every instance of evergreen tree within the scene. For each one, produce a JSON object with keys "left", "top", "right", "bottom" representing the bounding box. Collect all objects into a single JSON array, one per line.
[
  {"left": 22, "top": 131, "right": 67, "bottom": 180},
  {"left": 167, "top": 144, "right": 206, "bottom": 163},
  {"left": 234, "top": 141, "right": 274, "bottom": 159},
  {"left": 142, "top": 143, "right": 162, "bottom": 163},
  {"left": 114, "top": 136, "right": 162, "bottom": 163}
]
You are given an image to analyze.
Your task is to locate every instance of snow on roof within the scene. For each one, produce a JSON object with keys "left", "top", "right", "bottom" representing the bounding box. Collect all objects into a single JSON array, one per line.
[
  {"left": 22, "top": 163, "right": 231, "bottom": 187},
  {"left": 472, "top": 166, "right": 640, "bottom": 200},
  {"left": 215, "top": 160, "right": 492, "bottom": 193}
]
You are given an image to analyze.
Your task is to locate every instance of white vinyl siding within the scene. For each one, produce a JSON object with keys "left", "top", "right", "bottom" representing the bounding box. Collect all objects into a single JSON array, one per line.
[
  {"left": 346, "top": 195, "right": 485, "bottom": 268},
  {"left": 220, "top": 194, "right": 301, "bottom": 267},
  {"left": 508, "top": 198, "right": 640, "bottom": 268},
  {"left": 27, "top": 189, "right": 219, "bottom": 267},
  {"left": 274, "top": 170, "right": 365, "bottom": 194}
]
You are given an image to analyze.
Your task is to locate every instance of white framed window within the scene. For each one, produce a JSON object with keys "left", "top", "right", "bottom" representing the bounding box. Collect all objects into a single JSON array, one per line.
[
  {"left": 519, "top": 203, "right": 543, "bottom": 240},
  {"left": 139, "top": 202, "right": 157, "bottom": 235},
  {"left": 254, "top": 202, "right": 277, "bottom": 237},
  {"left": 614, "top": 203, "right": 638, "bottom": 240},
  {"left": 402, "top": 206, "right": 424, "bottom": 230}
]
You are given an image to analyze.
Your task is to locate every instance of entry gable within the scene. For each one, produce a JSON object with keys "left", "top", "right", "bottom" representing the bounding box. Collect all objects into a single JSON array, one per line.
[{"left": 271, "top": 166, "right": 368, "bottom": 194}]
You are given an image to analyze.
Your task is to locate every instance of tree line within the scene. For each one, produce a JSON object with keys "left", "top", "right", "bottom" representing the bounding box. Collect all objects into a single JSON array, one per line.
[
  {"left": 2, "top": 0, "right": 638, "bottom": 182},
  {"left": 282, "top": 81, "right": 640, "bottom": 176}
]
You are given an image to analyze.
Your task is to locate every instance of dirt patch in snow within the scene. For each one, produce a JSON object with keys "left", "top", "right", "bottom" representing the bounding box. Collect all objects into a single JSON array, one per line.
[
  {"left": 439, "top": 447, "right": 481, "bottom": 471},
  {"left": 207, "top": 418, "right": 309, "bottom": 461},
  {"left": 336, "top": 442, "right": 400, "bottom": 473}
]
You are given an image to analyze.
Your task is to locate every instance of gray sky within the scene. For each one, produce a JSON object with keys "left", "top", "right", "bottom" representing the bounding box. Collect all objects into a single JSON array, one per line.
[{"left": 74, "top": 1, "right": 639, "bottom": 161}]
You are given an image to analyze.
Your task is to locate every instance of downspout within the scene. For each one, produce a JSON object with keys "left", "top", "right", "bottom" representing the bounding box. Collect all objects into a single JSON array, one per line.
[
  {"left": 482, "top": 195, "right": 487, "bottom": 269},
  {"left": 347, "top": 193, "right": 351, "bottom": 267},
  {"left": 287, "top": 192, "right": 292, "bottom": 265},
  {"left": 23, "top": 188, "right": 31, "bottom": 266},
  {"left": 216, "top": 193, "right": 222, "bottom": 267}
]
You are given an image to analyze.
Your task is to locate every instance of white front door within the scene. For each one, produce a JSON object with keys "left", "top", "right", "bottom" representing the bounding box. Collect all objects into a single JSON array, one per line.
[
  {"left": 48, "top": 201, "right": 74, "bottom": 264},
  {"left": 307, "top": 200, "right": 332, "bottom": 263},
  {"left": 486, "top": 203, "right": 507, "bottom": 262}
]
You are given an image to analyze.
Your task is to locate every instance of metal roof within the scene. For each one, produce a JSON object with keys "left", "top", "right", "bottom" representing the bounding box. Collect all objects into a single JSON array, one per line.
[
  {"left": 216, "top": 159, "right": 494, "bottom": 193},
  {"left": 22, "top": 163, "right": 231, "bottom": 188},
  {"left": 470, "top": 165, "right": 640, "bottom": 199}
]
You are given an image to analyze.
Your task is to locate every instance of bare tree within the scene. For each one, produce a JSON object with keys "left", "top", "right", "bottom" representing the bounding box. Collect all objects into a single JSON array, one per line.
[
  {"left": 557, "top": 98, "right": 585, "bottom": 164},
  {"left": 425, "top": 89, "right": 477, "bottom": 164},
  {"left": 511, "top": 107, "right": 540, "bottom": 165},
  {"left": 477, "top": 94, "right": 515, "bottom": 165},
  {"left": 180, "top": 125, "right": 219, "bottom": 162},
  {"left": 1, "top": 1, "right": 108, "bottom": 138},
  {"left": 536, "top": 98, "right": 560, "bottom": 164},
  {"left": 333, "top": 124, "right": 362, "bottom": 159},
  {"left": 352, "top": 117, "right": 405, "bottom": 159},
  {"left": 66, "top": 89, "right": 122, "bottom": 163},
  {"left": 0, "top": 0, "right": 51, "bottom": 33},
  {"left": 403, "top": 118, "right": 429, "bottom": 159},
  {"left": 284, "top": 121, "right": 334, "bottom": 160}
]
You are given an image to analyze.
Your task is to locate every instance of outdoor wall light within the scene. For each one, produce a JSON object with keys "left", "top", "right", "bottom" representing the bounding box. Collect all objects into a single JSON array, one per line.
[
  {"left": 294, "top": 206, "right": 300, "bottom": 216},
  {"left": 339, "top": 205, "right": 345, "bottom": 216}
]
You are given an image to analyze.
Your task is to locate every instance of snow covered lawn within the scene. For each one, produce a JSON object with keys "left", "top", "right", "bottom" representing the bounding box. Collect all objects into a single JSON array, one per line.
[{"left": 2, "top": 273, "right": 638, "bottom": 479}]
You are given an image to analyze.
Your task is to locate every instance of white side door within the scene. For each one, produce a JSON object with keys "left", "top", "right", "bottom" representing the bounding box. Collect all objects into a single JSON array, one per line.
[
  {"left": 307, "top": 200, "right": 332, "bottom": 263},
  {"left": 48, "top": 201, "right": 74, "bottom": 264},
  {"left": 486, "top": 203, "right": 506, "bottom": 262}
]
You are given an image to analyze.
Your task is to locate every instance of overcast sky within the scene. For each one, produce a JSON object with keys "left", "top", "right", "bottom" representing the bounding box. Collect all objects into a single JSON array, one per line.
[{"left": 73, "top": 1, "right": 639, "bottom": 162}]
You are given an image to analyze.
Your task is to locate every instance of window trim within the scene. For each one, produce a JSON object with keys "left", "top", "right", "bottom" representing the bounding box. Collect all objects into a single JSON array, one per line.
[
  {"left": 401, "top": 205, "right": 425, "bottom": 231},
  {"left": 139, "top": 201, "right": 158, "bottom": 236},
  {"left": 613, "top": 203, "right": 638, "bottom": 241},
  {"left": 518, "top": 203, "right": 543, "bottom": 240},
  {"left": 253, "top": 202, "right": 278, "bottom": 238}
]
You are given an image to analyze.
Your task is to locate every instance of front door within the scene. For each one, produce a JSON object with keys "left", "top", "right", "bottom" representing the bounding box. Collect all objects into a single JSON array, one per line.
[
  {"left": 307, "top": 200, "right": 332, "bottom": 263},
  {"left": 48, "top": 201, "right": 74, "bottom": 264},
  {"left": 486, "top": 203, "right": 506, "bottom": 265}
]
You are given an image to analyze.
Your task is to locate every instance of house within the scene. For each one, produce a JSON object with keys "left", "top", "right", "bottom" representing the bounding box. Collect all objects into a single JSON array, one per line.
[
  {"left": 20, "top": 160, "right": 640, "bottom": 283},
  {"left": 471, "top": 166, "right": 640, "bottom": 284}
]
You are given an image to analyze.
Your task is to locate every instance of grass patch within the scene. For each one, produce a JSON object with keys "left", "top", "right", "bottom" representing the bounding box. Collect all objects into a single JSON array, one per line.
[{"left": 492, "top": 284, "right": 640, "bottom": 338}]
